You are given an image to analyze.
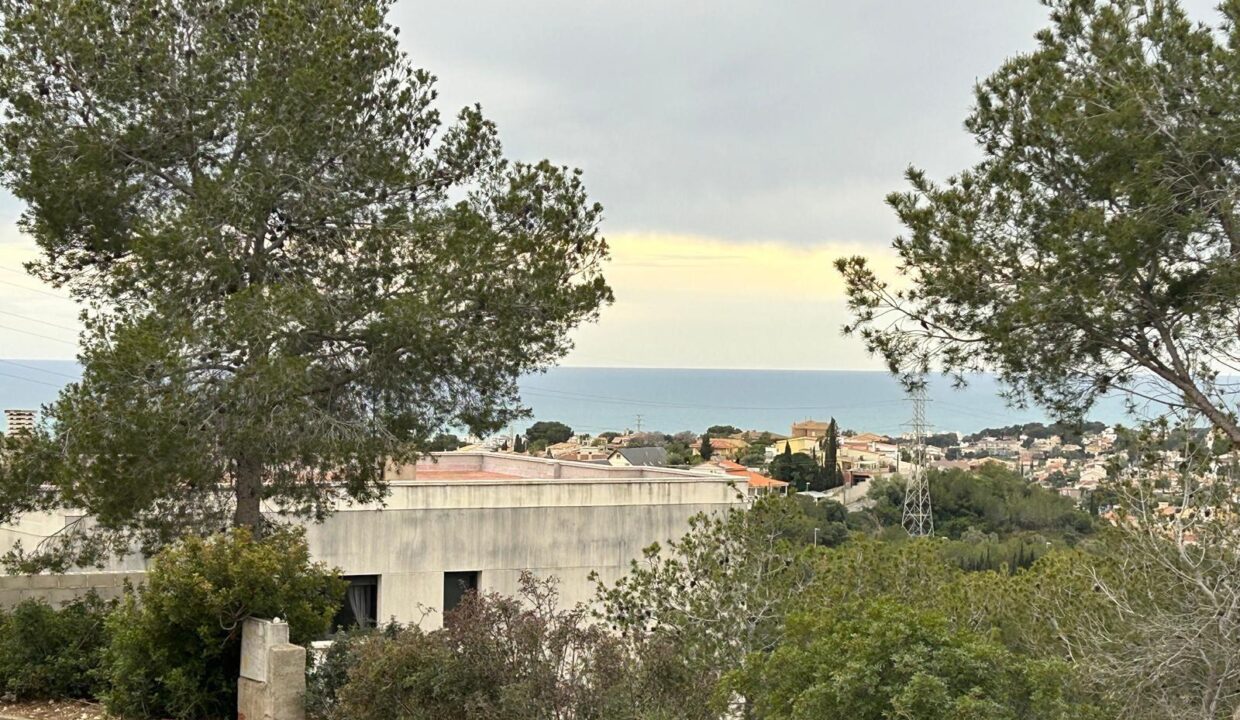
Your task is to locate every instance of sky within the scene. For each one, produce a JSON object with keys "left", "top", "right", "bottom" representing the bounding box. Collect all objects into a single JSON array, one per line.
[{"left": 0, "top": 1, "right": 1221, "bottom": 368}]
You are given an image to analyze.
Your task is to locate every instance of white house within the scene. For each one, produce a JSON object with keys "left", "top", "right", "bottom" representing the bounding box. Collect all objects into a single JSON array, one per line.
[{"left": 0, "top": 453, "right": 745, "bottom": 630}]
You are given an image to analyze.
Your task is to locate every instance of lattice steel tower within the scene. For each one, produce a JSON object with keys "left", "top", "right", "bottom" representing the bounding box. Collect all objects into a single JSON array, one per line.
[{"left": 902, "top": 384, "right": 933, "bottom": 537}]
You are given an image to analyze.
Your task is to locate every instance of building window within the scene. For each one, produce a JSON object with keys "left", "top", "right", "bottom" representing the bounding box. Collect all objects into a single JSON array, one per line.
[
  {"left": 443, "top": 570, "right": 480, "bottom": 613},
  {"left": 332, "top": 575, "right": 378, "bottom": 631}
]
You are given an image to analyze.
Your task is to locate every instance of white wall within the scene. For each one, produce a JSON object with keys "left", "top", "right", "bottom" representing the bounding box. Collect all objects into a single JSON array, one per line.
[{"left": 0, "top": 454, "right": 746, "bottom": 627}]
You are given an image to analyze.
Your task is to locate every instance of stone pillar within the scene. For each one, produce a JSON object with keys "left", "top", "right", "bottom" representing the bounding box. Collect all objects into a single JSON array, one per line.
[{"left": 238, "top": 617, "right": 306, "bottom": 720}]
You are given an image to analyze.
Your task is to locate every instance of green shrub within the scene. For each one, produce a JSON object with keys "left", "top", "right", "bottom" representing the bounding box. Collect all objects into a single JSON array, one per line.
[
  {"left": 103, "top": 527, "right": 345, "bottom": 720},
  {"left": 0, "top": 592, "right": 113, "bottom": 700},
  {"left": 306, "top": 626, "right": 384, "bottom": 719},
  {"left": 734, "top": 600, "right": 1106, "bottom": 720},
  {"left": 332, "top": 573, "right": 638, "bottom": 720}
]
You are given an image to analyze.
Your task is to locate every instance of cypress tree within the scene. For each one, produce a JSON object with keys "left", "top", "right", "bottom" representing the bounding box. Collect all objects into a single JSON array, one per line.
[{"left": 824, "top": 418, "right": 841, "bottom": 487}]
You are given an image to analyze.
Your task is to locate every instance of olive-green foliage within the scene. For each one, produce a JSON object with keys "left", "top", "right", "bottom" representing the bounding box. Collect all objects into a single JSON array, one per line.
[
  {"left": 867, "top": 465, "right": 1093, "bottom": 540},
  {"left": 807, "top": 536, "right": 1103, "bottom": 660},
  {"left": 103, "top": 528, "right": 345, "bottom": 719},
  {"left": 306, "top": 626, "right": 387, "bottom": 720},
  {"left": 330, "top": 573, "right": 648, "bottom": 720},
  {"left": 0, "top": 592, "right": 113, "bottom": 700},
  {"left": 736, "top": 600, "right": 1105, "bottom": 720},
  {"left": 940, "top": 529, "right": 1053, "bottom": 574},
  {"left": 769, "top": 452, "right": 837, "bottom": 491},
  {"left": 787, "top": 495, "right": 849, "bottom": 547},
  {"left": 592, "top": 496, "right": 821, "bottom": 717},
  {"left": 524, "top": 421, "right": 575, "bottom": 447}
]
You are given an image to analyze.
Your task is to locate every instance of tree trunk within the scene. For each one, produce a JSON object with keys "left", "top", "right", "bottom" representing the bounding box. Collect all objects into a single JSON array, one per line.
[{"left": 233, "top": 456, "right": 264, "bottom": 533}]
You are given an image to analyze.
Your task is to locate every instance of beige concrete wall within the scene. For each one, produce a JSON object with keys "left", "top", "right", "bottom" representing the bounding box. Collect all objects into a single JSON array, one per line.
[
  {"left": 0, "top": 571, "right": 144, "bottom": 608},
  {"left": 304, "top": 497, "right": 733, "bottom": 628},
  {"left": 0, "top": 454, "right": 745, "bottom": 625}
]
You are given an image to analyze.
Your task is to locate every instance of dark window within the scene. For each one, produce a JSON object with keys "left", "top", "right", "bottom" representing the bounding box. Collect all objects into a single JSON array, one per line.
[
  {"left": 443, "top": 571, "right": 479, "bottom": 613},
  {"left": 332, "top": 575, "right": 378, "bottom": 632}
]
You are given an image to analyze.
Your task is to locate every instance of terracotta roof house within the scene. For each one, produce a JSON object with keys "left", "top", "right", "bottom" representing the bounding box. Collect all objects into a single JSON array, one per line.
[
  {"left": 697, "top": 460, "right": 788, "bottom": 499},
  {"left": 691, "top": 436, "right": 749, "bottom": 459}
]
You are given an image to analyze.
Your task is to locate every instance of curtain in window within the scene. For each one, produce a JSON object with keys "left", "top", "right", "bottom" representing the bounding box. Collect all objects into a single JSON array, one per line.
[{"left": 347, "top": 583, "right": 373, "bottom": 628}]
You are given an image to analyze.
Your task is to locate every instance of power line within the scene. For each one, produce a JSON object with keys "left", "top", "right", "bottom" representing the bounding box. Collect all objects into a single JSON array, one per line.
[
  {"left": 0, "top": 359, "right": 79, "bottom": 380},
  {"left": 0, "top": 277, "right": 69, "bottom": 300},
  {"left": 0, "top": 369, "right": 62, "bottom": 389},
  {"left": 0, "top": 323, "right": 78, "bottom": 346},
  {"left": 0, "top": 309, "right": 79, "bottom": 333}
]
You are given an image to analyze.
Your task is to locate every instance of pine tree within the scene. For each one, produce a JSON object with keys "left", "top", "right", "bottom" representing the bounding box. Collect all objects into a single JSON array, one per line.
[
  {"left": 514, "top": 435, "right": 526, "bottom": 454},
  {"left": 0, "top": 0, "right": 612, "bottom": 568},
  {"left": 700, "top": 435, "right": 715, "bottom": 461}
]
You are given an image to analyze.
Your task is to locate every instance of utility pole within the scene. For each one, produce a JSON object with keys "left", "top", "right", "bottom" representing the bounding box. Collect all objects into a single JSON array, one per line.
[
  {"left": 634, "top": 414, "right": 644, "bottom": 433},
  {"left": 902, "top": 383, "right": 934, "bottom": 537}
]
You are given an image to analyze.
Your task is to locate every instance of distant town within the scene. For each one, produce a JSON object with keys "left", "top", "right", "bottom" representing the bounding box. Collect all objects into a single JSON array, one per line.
[{"left": 419, "top": 413, "right": 1181, "bottom": 511}]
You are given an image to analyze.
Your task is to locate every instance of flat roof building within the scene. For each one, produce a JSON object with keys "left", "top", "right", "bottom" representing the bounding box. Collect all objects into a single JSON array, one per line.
[
  {"left": 2, "top": 409, "right": 35, "bottom": 435},
  {"left": 0, "top": 452, "right": 746, "bottom": 629}
]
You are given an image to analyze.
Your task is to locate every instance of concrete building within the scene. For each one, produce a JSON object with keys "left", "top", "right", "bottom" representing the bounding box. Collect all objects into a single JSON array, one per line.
[
  {"left": 2, "top": 409, "right": 35, "bottom": 435},
  {"left": 0, "top": 452, "right": 744, "bottom": 630},
  {"left": 790, "top": 420, "right": 832, "bottom": 439}
]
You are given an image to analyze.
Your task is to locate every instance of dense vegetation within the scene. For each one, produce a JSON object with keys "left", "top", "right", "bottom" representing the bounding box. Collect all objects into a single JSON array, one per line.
[
  {"left": 292, "top": 487, "right": 1193, "bottom": 719},
  {"left": 0, "top": 593, "right": 113, "bottom": 701},
  {"left": 768, "top": 448, "right": 843, "bottom": 491},
  {"left": 867, "top": 465, "right": 1093, "bottom": 540},
  {"left": 963, "top": 421, "right": 1108, "bottom": 444}
]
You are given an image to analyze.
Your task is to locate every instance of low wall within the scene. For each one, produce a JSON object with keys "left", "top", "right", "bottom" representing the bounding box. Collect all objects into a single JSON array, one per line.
[{"left": 0, "top": 571, "right": 145, "bottom": 608}]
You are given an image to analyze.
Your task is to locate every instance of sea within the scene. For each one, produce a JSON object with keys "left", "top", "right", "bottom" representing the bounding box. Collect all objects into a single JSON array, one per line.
[{"left": 0, "top": 360, "right": 1147, "bottom": 437}]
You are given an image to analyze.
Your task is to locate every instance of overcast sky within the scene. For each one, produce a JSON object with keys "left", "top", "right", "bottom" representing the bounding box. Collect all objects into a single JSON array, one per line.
[{"left": 0, "top": 1, "right": 1221, "bottom": 368}]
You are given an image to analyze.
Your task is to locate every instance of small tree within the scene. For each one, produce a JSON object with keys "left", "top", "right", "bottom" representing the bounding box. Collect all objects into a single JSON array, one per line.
[
  {"left": 592, "top": 498, "right": 818, "bottom": 716},
  {"left": 699, "top": 435, "right": 715, "bottom": 461},
  {"left": 513, "top": 435, "right": 526, "bottom": 454},
  {"left": 104, "top": 528, "right": 344, "bottom": 719},
  {"left": 524, "top": 421, "right": 575, "bottom": 447}
]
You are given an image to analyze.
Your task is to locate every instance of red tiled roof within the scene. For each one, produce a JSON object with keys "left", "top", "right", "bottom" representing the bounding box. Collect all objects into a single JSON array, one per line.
[{"left": 724, "top": 467, "right": 787, "bottom": 489}]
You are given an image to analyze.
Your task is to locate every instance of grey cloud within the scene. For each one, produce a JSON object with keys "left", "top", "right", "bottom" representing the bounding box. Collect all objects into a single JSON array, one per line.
[{"left": 392, "top": 0, "right": 1220, "bottom": 246}]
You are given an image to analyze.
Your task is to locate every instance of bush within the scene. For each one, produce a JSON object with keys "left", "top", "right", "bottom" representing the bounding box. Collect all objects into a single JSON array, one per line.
[
  {"left": 736, "top": 600, "right": 1105, "bottom": 720},
  {"left": 0, "top": 592, "right": 113, "bottom": 700},
  {"left": 332, "top": 573, "right": 637, "bottom": 720},
  {"left": 103, "top": 527, "right": 345, "bottom": 720},
  {"left": 306, "top": 626, "right": 387, "bottom": 720}
]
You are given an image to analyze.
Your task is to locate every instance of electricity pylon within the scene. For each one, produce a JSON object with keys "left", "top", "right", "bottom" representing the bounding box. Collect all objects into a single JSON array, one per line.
[{"left": 902, "top": 383, "right": 933, "bottom": 537}]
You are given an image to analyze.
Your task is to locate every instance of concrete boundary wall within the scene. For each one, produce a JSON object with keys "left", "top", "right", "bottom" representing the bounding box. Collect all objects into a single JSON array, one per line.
[{"left": 0, "top": 571, "right": 144, "bottom": 609}]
